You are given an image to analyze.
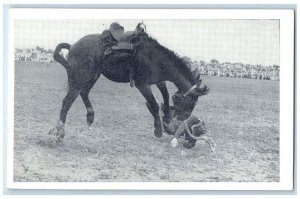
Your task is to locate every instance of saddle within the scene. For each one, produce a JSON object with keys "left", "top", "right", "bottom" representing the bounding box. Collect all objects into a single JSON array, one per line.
[
  {"left": 102, "top": 22, "right": 147, "bottom": 51},
  {"left": 101, "top": 22, "right": 147, "bottom": 87}
]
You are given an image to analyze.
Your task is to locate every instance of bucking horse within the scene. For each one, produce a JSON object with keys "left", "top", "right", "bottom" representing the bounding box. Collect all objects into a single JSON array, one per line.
[{"left": 49, "top": 22, "right": 209, "bottom": 146}]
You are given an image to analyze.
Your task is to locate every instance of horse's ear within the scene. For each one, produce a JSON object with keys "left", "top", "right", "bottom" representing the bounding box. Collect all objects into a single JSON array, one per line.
[{"left": 192, "top": 68, "right": 200, "bottom": 83}]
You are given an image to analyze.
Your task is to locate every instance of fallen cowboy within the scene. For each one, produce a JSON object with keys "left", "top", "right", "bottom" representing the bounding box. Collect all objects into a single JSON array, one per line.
[{"left": 161, "top": 104, "right": 216, "bottom": 151}]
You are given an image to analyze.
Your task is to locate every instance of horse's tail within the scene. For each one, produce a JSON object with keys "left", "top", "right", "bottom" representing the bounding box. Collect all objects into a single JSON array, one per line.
[{"left": 53, "top": 43, "right": 71, "bottom": 69}]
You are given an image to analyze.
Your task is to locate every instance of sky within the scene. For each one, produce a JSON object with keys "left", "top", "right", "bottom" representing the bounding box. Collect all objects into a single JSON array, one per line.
[{"left": 14, "top": 19, "right": 280, "bottom": 66}]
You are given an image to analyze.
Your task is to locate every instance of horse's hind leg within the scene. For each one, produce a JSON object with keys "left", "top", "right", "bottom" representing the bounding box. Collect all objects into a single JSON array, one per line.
[
  {"left": 49, "top": 87, "right": 81, "bottom": 140},
  {"left": 81, "top": 89, "right": 94, "bottom": 126},
  {"left": 137, "top": 84, "right": 163, "bottom": 138},
  {"left": 80, "top": 86, "right": 96, "bottom": 126},
  {"left": 80, "top": 74, "right": 101, "bottom": 126},
  {"left": 156, "top": 81, "right": 171, "bottom": 123}
]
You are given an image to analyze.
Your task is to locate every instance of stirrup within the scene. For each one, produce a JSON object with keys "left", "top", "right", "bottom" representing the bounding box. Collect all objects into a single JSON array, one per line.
[
  {"left": 130, "top": 78, "right": 135, "bottom": 87},
  {"left": 129, "top": 69, "right": 135, "bottom": 87}
]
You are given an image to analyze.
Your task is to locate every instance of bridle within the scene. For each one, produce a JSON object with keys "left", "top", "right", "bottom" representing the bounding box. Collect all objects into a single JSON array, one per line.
[
  {"left": 182, "top": 84, "right": 197, "bottom": 98},
  {"left": 172, "top": 84, "right": 197, "bottom": 107},
  {"left": 173, "top": 84, "right": 197, "bottom": 101}
]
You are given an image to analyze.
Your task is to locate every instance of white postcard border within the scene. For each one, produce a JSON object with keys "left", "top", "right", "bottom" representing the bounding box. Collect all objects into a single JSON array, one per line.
[{"left": 7, "top": 8, "right": 295, "bottom": 190}]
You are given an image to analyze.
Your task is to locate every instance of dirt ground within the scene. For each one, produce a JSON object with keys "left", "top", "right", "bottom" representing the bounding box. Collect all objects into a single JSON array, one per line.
[{"left": 13, "top": 61, "right": 279, "bottom": 182}]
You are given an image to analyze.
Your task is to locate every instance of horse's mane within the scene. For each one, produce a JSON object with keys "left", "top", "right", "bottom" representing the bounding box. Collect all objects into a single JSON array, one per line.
[{"left": 146, "top": 36, "right": 198, "bottom": 85}]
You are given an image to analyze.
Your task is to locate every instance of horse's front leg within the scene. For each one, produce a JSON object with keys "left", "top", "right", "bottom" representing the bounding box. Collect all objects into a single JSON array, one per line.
[
  {"left": 137, "top": 84, "right": 163, "bottom": 138},
  {"left": 156, "top": 81, "right": 171, "bottom": 123}
]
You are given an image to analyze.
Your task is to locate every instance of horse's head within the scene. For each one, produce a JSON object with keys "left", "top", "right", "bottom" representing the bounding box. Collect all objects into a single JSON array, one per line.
[{"left": 172, "top": 78, "right": 209, "bottom": 121}]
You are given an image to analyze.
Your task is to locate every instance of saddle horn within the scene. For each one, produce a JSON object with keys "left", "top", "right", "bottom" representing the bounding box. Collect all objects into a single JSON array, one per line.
[{"left": 136, "top": 20, "right": 146, "bottom": 33}]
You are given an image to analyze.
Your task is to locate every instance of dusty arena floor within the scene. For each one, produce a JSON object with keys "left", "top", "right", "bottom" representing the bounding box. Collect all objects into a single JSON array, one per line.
[{"left": 13, "top": 61, "right": 279, "bottom": 182}]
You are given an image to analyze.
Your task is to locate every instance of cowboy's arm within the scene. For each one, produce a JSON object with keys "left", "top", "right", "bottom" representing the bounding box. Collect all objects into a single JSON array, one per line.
[
  {"left": 174, "top": 123, "right": 186, "bottom": 139},
  {"left": 171, "top": 122, "right": 187, "bottom": 148}
]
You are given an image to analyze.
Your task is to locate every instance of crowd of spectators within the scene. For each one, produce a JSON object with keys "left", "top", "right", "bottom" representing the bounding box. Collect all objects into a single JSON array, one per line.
[
  {"left": 184, "top": 58, "right": 279, "bottom": 81},
  {"left": 15, "top": 47, "right": 54, "bottom": 63}
]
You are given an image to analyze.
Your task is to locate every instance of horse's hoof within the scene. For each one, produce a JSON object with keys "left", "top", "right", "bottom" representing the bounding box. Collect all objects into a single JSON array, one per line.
[
  {"left": 57, "top": 128, "right": 65, "bottom": 139},
  {"left": 154, "top": 129, "right": 163, "bottom": 138},
  {"left": 87, "top": 121, "right": 92, "bottom": 127},
  {"left": 86, "top": 112, "right": 94, "bottom": 126},
  {"left": 48, "top": 127, "right": 65, "bottom": 140},
  {"left": 183, "top": 141, "right": 196, "bottom": 149}
]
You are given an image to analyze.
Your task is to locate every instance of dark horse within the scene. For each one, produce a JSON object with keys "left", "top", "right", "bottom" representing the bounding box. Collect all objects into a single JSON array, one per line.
[{"left": 49, "top": 26, "right": 209, "bottom": 141}]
